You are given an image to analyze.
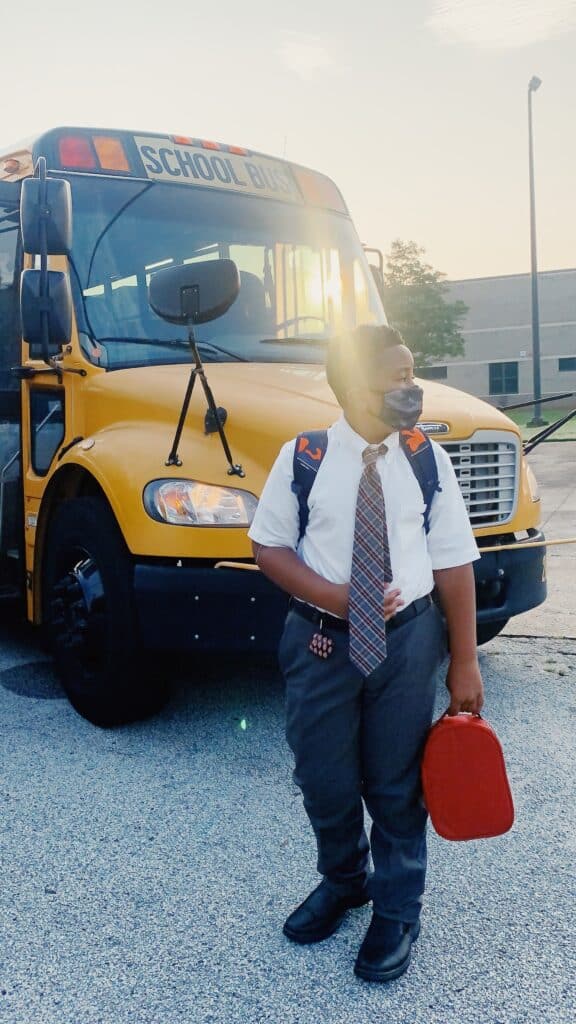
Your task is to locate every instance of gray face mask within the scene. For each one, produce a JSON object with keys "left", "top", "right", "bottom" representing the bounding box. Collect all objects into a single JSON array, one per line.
[{"left": 378, "top": 384, "right": 423, "bottom": 430}]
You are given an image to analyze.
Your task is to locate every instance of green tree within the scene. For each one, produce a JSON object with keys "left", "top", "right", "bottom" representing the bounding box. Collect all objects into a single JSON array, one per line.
[{"left": 382, "top": 239, "right": 468, "bottom": 367}]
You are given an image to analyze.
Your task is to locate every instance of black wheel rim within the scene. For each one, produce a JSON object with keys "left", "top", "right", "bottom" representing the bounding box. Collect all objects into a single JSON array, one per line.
[{"left": 48, "top": 545, "right": 108, "bottom": 685}]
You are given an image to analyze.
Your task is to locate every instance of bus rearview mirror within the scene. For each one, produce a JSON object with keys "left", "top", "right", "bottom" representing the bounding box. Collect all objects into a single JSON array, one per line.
[
  {"left": 20, "top": 176, "right": 73, "bottom": 256},
  {"left": 20, "top": 269, "right": 72, "bottom": 358},
  {"left": 148, "top": 259, "right": 240, "bottom": 326}
]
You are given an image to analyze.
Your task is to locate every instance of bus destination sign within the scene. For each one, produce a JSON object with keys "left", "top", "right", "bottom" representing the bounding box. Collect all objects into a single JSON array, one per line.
[{"left": 134, "top": 136, "right": 304, "bottom": 204}]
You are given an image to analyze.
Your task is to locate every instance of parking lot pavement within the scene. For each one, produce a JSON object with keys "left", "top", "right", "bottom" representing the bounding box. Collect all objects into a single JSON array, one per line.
[{"left": 0, "top": 613, "right": 575, "bottom": 1024}]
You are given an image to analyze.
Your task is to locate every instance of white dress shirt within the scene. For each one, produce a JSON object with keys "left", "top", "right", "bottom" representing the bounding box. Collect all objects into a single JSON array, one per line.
[{"left": 248, "top": 413, "right": 481, "bottom": 612}]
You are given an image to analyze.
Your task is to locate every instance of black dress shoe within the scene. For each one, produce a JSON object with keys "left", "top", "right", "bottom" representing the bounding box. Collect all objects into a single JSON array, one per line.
[
  {"left": 283, "top": 878, "right": 372, "bottom": 944},
  {"left": 354, "top": 913, "right": 421, "bottom": 982}
]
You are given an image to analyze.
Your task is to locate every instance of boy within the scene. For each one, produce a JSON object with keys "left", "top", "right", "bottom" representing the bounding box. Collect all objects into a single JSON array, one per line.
[{"left": 248, "top": 324, "right": 484, "bottom": 983}]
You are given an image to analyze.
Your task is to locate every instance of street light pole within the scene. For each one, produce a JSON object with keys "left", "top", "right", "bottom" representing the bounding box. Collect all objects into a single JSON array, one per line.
[{"left": 527, "top": 75, "right": 547, "bottom": 427}]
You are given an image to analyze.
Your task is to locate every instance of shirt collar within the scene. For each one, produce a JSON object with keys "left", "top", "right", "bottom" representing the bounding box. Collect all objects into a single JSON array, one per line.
[{"left": 334, "top": 413, "right": 400, "bottom": 453}]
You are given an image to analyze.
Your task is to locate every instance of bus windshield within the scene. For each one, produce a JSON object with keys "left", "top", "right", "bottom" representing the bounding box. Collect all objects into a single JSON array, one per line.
[{"left": 66, "top": 175, "right": 385, "bottom": 369}]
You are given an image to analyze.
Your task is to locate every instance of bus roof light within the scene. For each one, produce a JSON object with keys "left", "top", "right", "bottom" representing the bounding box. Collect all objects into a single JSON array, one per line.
[
  {"left": 292, "top": 166, "right": 347, "bottom": 214},
  {"left": 170, "top": 136, "right": 250, "bottom": 156},
  {"left": 93, "top": 136, "right": 130, "bottom": 172},
  {"left": 58, "top": 135, "right": 97, "bottom": 170}
]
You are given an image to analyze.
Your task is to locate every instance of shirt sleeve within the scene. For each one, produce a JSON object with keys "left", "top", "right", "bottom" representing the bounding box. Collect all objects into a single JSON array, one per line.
[
  {"left": 426, "top": 441, "right": 481, "bottom": 570},
  {"left": 247, "top": 439, "right": 300, "bottom": 551}
]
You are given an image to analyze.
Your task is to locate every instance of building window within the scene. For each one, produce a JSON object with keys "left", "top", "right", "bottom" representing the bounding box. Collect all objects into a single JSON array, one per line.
[
  {"left": 489, "top": 361, "right": 518, "bottom": 395},
  {"left": 417, "top": 365, "right": 447, "bottom": 380},
  {"left": 559, "top": 357, "right": 576, "bottom": 372}
]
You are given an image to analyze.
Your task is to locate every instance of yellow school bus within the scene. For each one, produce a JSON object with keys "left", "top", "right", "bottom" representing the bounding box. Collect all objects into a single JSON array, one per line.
[{"left": 0, "top": 127, "right": 545, "bottom": 726}]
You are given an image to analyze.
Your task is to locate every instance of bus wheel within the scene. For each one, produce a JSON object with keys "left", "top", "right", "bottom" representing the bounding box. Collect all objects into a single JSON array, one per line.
[
  {"left": 476, "top": 619, "right": 509, "bottom": 646},
  {"left": 42, "top": 497, "right": 169, "bottom": 727}
]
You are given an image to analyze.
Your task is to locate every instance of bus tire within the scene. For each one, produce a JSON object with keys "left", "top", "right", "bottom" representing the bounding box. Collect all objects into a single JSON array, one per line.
[
  {"left": 476, "top": 618, "right": 509, "bottom": 646},
  {"left": 42, "top": 496, "right": 169, "bottom": 727}
]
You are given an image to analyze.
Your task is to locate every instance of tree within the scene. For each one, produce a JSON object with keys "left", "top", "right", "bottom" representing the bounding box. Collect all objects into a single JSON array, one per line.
[{"left": 381, "top": 239, "right": 468, "bottom": 367}]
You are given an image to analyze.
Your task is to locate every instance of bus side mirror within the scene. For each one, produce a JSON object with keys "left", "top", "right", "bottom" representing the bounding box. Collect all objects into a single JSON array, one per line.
[
  {"left": 149, "top": 259, "right": 240, "bottom": 325},
  {"left": 20, "top": 270, "right": 72, "bottom": 358},
  {"left": 369, "top": 264, "right": 385, "bottom": 303},
  {"left": 20, "top": 176, "right": 72, "bottom": 256}
]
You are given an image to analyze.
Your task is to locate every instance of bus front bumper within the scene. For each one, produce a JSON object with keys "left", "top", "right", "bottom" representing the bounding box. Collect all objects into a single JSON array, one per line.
[
  {"left": 134, "top": 563, "right": 289, "bottom": 653},
  {"left": 133, "top": 529, "right": 547, "bottom": 653},
  {"left": 474, "top": 529, "right": 547, "bottom": 623}
]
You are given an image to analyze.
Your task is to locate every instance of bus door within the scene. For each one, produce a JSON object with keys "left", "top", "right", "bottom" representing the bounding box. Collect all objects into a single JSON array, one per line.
[{"left": 0, "top": 181, "right": 23, "bottom": 596}]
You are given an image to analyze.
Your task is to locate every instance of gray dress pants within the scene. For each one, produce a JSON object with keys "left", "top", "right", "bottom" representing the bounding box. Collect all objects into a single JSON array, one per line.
[{"left": 278, "top": 600, "right": 447, "bottom": 924}]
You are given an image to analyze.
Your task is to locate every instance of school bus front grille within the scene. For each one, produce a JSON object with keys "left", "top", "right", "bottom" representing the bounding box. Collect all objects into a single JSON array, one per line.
[{"left": 440, "top": 431, "right": 520, "bottom": 528}]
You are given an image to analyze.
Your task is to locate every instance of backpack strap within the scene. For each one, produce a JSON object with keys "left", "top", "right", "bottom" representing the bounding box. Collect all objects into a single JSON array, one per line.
[
  {"left": 291, "top": 430, "right": 329, "bottom": 542},
  {"left": 291, "top": 426, "right": 441, "bottom": 542},
  {"left": 399, "top": 428, "right": 442, "bottom": 534}
]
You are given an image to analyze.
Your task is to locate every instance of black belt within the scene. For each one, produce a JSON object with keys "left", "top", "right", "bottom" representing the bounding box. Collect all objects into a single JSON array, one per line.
[{"left": 289, "top": 593, "right": 433, "bottom": 633}]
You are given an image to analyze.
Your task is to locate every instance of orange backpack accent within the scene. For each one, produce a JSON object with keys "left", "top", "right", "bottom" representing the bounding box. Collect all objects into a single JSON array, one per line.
[{"left": 402, "top": 427, "right": 428, "bottom": 454}]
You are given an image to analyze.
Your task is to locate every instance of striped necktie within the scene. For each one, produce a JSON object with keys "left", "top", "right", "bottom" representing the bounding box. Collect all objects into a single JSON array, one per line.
[{"left": 348, "top": 442, "right": 393, "bottom": 676}]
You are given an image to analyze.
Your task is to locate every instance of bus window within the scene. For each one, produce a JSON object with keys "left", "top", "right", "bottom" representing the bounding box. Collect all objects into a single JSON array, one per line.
[
  {"left": 30, "top": 390, "right": 65, "bottom": 476},
  {"left": 67, "top": 176, "right": 385, "bottom": 368}
]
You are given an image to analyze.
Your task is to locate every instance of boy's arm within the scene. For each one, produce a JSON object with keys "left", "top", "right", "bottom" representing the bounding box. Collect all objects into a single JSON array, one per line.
[
  {"left": 426, "top": 443, "right": 485, "bottom": 717},
  {"left": 252, "top": 543, "right": 349, "bottom": 618},
  {"left": 249, "top": 440, "right": 403, "bottom": 622},
  {"left": 247, "top": 442, "right": 348, "bottom": 617},
  {"left": 433, "top": 563, "right": 484, "bottom": 716},
  {"left": 254, "top": 543, "right": 403, "bottom": 621}
]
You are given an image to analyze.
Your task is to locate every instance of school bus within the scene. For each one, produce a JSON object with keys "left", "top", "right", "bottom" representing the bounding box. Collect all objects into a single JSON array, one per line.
[{"left": 0, "top": 127, "right": 546, "bottom": 726}]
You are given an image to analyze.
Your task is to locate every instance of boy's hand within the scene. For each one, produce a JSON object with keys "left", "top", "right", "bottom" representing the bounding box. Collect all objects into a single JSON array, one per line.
[
  {"left": 384, "top": 583, "right": 404, "bottom": 622},
  {"left": 445, "top": 656, "right": 484, "bottom": 715},
  {"left": 331, "top": 582, "right": 404, "bottom": 621}
]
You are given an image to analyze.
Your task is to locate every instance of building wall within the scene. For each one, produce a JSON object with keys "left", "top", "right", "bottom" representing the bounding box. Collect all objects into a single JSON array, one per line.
[{"left": 421, "top": 268, "right": 576, "bottom": 409}]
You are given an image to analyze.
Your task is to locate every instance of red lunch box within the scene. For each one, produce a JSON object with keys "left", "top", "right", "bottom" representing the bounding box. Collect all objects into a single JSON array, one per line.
[{"left": 421, "top": 711, "right": 515, "bottom": 841}]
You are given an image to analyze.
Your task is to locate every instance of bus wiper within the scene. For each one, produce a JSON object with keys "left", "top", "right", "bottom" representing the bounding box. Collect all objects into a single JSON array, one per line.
[
  {"left": 98, "top": 336, "right": 190, "bottom": 349},
  {"left": 96, "top": 337, "right": 248, "bottom": 361},
  {"left": 259, "top": 335, "right": 328, "bottom": 345},
  {"left": 196, "top": 341, "right": 248, "bottom": 362}
]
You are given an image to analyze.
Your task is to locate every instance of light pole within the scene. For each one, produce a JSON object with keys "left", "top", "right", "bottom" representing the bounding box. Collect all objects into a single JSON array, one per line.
[{"left": 527, "top": 75, "right": 547, "bottom": 427}]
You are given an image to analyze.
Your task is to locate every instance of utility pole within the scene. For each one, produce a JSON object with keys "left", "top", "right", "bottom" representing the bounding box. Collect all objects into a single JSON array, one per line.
[{"left": 527, "top": 75, "right": 547, "bottom": 427}]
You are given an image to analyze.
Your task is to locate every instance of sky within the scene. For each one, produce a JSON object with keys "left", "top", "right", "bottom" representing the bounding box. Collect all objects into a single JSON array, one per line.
[{"left": 2, "top": 0, "right": 575, "bottom": 281}]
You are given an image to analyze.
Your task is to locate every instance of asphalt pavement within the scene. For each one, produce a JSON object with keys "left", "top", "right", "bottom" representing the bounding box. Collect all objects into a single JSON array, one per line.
[{"left": 0, "top": 443, "right": 574, "bottom": 1024}]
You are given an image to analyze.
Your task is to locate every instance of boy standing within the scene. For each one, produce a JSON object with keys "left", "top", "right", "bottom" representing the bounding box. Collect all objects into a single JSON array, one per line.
[{"left": 248, "top": 325, "right": 484, "bottom": 983}]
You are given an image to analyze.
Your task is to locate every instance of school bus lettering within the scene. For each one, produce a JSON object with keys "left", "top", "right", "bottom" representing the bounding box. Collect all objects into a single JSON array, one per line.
[
  {"left": 139, "top": 144, "right": 164, "bottom": 175},
  {"left": 245, "top": 162, "right": 294, "bottom": 195},
  {"left": 134, "top": 136, "right": 302, "bottom": 202}
]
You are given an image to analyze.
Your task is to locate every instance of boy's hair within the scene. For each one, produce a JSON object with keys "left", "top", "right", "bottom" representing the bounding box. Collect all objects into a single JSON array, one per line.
[{"left": 325, "top": 324, "right": 405, "bottom": 404}]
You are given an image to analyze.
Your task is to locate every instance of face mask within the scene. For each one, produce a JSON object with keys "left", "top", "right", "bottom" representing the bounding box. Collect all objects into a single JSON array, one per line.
[{"left": 378, "top": 383, "right": 423, "bottom": 430}]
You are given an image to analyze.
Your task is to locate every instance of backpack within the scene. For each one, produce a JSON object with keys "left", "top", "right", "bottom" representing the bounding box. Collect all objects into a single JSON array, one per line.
[{"left": 291, "top": 427, "right": 442, "bottom": 543}]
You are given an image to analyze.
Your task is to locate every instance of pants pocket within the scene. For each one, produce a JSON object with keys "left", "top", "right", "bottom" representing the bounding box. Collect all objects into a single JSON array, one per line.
[{"left": 277, "top": 610, "right": 302, "bottom": 675}]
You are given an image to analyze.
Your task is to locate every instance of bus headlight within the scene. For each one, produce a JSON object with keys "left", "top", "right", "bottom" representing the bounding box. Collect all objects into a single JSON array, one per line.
[{"left": 144, "top": 480, "right": 259, "bottom": 526}]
